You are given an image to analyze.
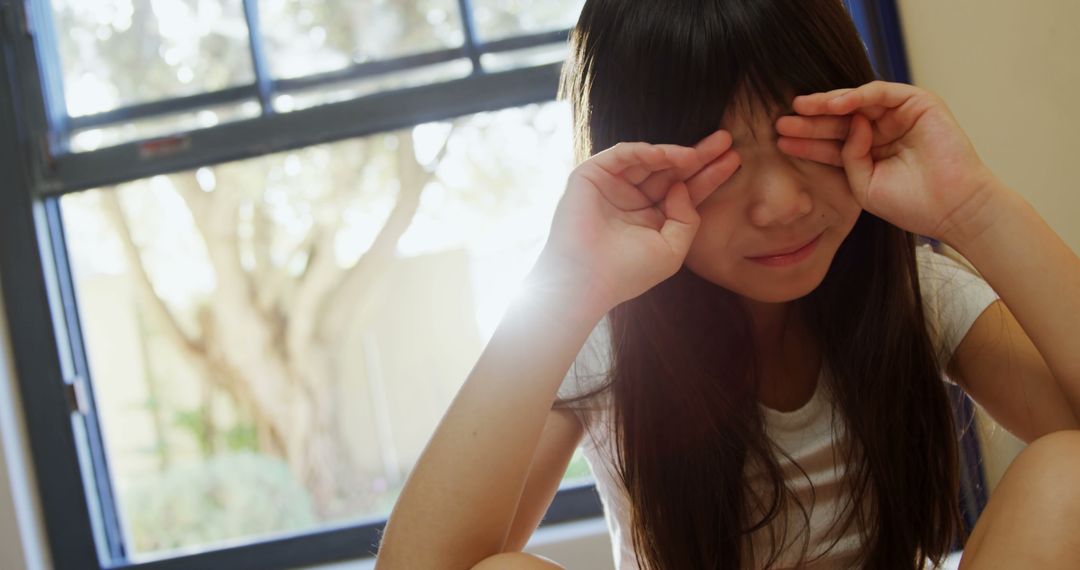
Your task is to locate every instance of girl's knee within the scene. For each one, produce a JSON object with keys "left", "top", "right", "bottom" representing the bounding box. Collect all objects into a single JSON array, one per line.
[
  {"left": 1011, "top": 430, "right": 1080, "bottom": 476},
  {"left": 959, "top": 430, "right": 1080, "bottom": 569},
  {"left": 470, "top": 552, "right": 566, "bottom": 570},
  {"left": 999, "top": 429, "right": 1080, "bottom": 507}
]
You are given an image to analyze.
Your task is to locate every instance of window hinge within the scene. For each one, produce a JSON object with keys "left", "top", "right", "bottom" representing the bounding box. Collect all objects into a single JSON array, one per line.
[{"left": 65, "top": 376, "right": 88, "bottom": 415}]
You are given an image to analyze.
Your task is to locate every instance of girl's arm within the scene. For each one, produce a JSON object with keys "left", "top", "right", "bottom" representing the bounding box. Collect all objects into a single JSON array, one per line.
[{"left": 942, "top": 182, "right": 1080, "bottom": 436}]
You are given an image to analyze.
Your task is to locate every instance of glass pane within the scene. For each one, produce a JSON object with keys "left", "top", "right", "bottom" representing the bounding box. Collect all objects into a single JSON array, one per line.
[
  {"left": 472, "top": 0, "right": 585, "bottom": 42},
  {"left": 273, "top": 59, "right": 472, "bottom": 114},
  {"left": 260, "top": 0, "right": 465, "bottom": 80},
  {"left": 480, "top": 43, "right": 569, "bottom": 74},
  {"left": 50, "top": 0, "right": 256, "bottom": 117},
  {"left": 60, "top": 100, "right": 578, "bottom": 558},
  {"left": 69, "top": 101, "right": 261, "bottom": 153}
]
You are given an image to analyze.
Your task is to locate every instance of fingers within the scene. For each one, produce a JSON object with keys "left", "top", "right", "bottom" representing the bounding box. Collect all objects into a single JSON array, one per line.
[
  {"left": 658, "top": 182, "right": 700, "bottom": 254},
  {"left": 776, "top": 135, "right": 892, "bottom": 166},
  {"left": 773, "top": 113, "right": 877, "bottom": 195},
  {"left": 582, "top": 131, "right": 735, "bottom": 219},
  {"left": 775, "top": 115, "right": 852, "bottom": 142},
  {"left": 577, "top": 142, "right": 685, "bottom": 211},
  {"left": 829, "top": 81, "right": 923, "bottom": 115},
  {"left": 617, "top": 143, "right": 699, "bottom": 185},
  {"left": 840, "top": 113, "right": 875, "bottom": 198},
  {"left": 634, "top": 145, "right": 705, "bottom": 200},
  {"left": 575, "top": 163, "right": 656, "bottom": 211},
  {"left": 792, "top": 80, "right": 922, "bottom": 117},
  {"left": 684, "top": 150, "right": 741, "bottom": 206},
  {"left": 637, "top": 130, "right": 733, "bottom": 202},
  {"left": 775, "top": 111, "right": 902, "bottom": 164},
  {"left": 775, "top": 137, "right": 845, "bottom": 167},
  {"left": 688, "top": 128, "right": 735, "bottom": 168},
  {"left": 590, "top": 142, "right": 676, "bottom": 180},
  {"left": 621, "top": 204, "right": 668, "bottom": 231}
]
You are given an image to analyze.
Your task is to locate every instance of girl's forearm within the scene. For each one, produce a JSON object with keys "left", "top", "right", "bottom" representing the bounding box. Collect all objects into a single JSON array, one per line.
[
  {"left": 376, "top": 262, "right": 609, "bottom": 569},
  {"left": 943, "top": 180, "right": 1080, "bottom": 419}
]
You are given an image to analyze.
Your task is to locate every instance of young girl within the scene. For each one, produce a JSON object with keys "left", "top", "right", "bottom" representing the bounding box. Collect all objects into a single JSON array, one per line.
[{"left": 377, "top": 0, "right": 1080, "bottom": 568}]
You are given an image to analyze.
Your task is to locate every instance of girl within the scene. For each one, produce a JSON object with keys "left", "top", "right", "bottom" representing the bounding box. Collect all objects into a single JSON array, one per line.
[{"left": 378, "top": 0, "right": 1080, "bottom": 568}]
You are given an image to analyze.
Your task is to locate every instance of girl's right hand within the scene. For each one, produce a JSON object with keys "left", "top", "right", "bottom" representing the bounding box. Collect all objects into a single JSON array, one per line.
[{"left": 534, "top": 129, "right": 741, "bottom": 311}]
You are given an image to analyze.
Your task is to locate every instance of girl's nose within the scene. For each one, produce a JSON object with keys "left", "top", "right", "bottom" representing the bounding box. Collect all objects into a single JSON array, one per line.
[{"left": 747, "top": 160, "right": 813, "bottom": 227}]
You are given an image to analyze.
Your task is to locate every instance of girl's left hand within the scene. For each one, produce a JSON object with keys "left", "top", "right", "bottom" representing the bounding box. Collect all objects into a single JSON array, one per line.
[{"left": 774, "top": 80, "right": 999, "bottom": 241}]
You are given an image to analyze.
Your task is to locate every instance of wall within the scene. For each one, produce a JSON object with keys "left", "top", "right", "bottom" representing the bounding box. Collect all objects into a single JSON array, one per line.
[{"left": 896, "top": 0, "right": 1080, "bottom": 488}]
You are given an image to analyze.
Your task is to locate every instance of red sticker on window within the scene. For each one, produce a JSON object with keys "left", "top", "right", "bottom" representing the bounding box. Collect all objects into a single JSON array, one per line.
[{"left": 138, "top": 135, "right": 192, "bottom": 159}]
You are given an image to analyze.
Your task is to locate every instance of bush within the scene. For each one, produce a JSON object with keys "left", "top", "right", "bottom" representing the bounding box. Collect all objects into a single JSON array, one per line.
[{"left": 124, "top": 451, "right": 316, "bottom": 554}]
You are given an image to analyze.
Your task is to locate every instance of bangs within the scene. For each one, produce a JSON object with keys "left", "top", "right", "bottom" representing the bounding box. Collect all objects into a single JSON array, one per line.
[{"left": 560, "top": 0, "right": 879, "bottom": 160}]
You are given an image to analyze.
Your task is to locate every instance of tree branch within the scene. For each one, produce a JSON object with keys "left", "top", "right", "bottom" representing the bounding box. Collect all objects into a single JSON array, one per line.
[
  {"left": 99, "top": 191, "right": 205, "bottom": 357},
  {"left": 315, "top": 128, "right": 451, "bottom": 341}
]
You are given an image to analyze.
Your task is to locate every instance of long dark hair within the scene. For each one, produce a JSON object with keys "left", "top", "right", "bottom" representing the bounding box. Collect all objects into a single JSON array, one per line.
[{"left": 554, "top": 1, "right": 962, "bottom": 568}]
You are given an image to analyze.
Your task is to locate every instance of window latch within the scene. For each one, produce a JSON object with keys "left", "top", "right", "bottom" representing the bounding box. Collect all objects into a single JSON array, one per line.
[{"left": 64, "top": 376, "right": 88, "bottom": 415}]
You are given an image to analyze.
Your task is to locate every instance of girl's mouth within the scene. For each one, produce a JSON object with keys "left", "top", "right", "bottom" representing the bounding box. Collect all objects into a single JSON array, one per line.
[{"left": 745, "top": 232, "right": 824, "bottom": 267}]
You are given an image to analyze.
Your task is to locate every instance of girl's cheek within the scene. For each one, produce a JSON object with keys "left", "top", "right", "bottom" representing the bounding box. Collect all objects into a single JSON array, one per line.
[
  {"left": 697, "top": 199, "right": 742, "bottom": 233},
  {"left": 700, "top": 179, "right": 744, "bottom": 210}
]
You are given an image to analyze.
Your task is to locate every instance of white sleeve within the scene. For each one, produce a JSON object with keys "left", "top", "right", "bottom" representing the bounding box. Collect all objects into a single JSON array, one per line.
[
  {"left": 916, "top": 244, "right": 1001, "bottom": 370},
  {"left": 557, "top": 314, "right": 614, "bottom": 400}
]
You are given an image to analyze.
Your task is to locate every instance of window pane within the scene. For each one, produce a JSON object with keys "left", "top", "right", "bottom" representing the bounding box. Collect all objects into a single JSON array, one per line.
[
  {"left": 59, "top": 100, "right": 580, "bottom": 558},
  {"left": 260, "top": 0, "right": 465, "bottom": 80},
  {"left": 480, "top": 44, "right": 569, "bottom": 74},
  {"left": 51, "top": 0, "right": 256, "bottom": 117},
  {"left": 473, "top": 0, "right": 585, "bottom": 42},
  {"left": 272, "top": 59, "right": 472, "bottom": 114},
  {"left": 69, "top": 100, "right": 261, "bottom": 153}
]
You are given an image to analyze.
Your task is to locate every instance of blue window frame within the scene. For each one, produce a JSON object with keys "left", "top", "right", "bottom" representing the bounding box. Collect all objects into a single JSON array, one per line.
[{"left": 0, "top": 1, "right": 979, "bottom": 568}]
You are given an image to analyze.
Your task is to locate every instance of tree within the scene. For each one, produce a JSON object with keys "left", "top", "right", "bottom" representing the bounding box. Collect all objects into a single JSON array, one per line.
[{"left": 99, "top": 128, "right": 449, "bottom": 520}]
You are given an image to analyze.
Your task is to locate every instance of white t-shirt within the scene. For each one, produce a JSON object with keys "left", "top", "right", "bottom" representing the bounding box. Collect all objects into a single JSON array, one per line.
[{"left": 556, "top": 244, "right": 1001, "bottom": 569}]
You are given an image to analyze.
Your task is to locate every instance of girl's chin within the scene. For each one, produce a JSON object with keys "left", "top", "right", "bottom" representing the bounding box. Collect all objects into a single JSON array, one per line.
[
  {"left": 730, "top": 265, "right": 831, "bottom": 304},
  {"left": 738, "top": 286, "right": 819, "bottom": 305}
]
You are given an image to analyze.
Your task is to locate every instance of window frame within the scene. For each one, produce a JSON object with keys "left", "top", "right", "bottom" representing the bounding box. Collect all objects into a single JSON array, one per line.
[{"left": 0, "top": 0, "right": 965, "bottom": 569}]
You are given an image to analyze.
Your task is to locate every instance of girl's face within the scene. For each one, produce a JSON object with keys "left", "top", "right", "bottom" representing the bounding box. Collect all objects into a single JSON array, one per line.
[{"left": 684, "top": 100, "right": 862, "bottom": 303}]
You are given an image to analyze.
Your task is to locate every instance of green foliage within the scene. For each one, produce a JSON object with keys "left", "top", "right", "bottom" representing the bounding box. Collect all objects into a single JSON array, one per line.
[
  {"left": 171, "top": 409, "right": 207, "bottom": 443},
  {"left": 171, "top": 407, "right": 260, "bottom": 455},
  {"left": 123, "top": 451, "right": 316, "bottom": 554},
  {"left": 223, "top": 423, "right": 259, "bottom": 452}
]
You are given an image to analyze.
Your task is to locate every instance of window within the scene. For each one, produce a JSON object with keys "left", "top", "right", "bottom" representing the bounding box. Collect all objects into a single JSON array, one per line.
[
  {"left": 0, "top": 0, "right": 936, "bottom": 568},
  {"left": 1, "top": 1, "right": 594, "bottom": 568},
  {"left": 60, "top": 102, "right": 587, "bottom": 560}
]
